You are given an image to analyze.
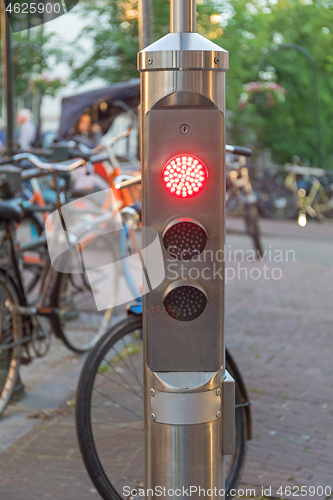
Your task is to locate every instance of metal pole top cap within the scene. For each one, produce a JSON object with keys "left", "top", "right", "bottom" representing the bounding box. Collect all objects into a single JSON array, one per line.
[{"left": 138, "top": 33, "right": 228, "bottom": 72}]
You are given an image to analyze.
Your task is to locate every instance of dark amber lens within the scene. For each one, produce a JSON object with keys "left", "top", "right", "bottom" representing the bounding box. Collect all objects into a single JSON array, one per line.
[
  {"left": 164, "top": 285, "right": 207, "bottom": 321},
  {"left": 163, "top": 221, "right": 207, "bottom": 261}
]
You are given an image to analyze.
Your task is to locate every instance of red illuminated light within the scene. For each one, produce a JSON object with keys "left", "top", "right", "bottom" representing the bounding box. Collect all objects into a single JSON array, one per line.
[{"left": 163, "top": 155, "right": 208, "bottom": 198}]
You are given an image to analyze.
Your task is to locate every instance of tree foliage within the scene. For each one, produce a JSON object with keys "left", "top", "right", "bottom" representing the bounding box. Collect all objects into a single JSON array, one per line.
[
  {"left": 0, "top": 28, "right": 66, "bottom": 103},
  {"left": 69, "top": 0, "right": 333, "bottom": 166}
]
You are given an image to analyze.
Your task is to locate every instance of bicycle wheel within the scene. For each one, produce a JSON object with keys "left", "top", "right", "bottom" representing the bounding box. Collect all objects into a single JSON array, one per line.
[
  {"left": 244, "top": 204, "right": 264, "bottom": 259},
  {"left": 258, "top": 174, "right": 299, "bottom": 220},
  {"left": 15, "top": 213, "right": 45, "bottom": 295},
  {"left": 76, "top": 315, "right": 248, "bottom": 500},
  {"left": 52, "top": 231, "right": 119, "bottom": 353},
  {"left": 0, "top": 270, "right": 22, "bottom": 416}
]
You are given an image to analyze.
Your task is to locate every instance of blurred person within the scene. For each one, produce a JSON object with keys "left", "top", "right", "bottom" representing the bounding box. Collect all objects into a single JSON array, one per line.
[
  {"left": 72, "top": 113, "right": 102, "bottom": 149},
  {"left": 16, "top": 108, "right": 37, "bottom": 151}
]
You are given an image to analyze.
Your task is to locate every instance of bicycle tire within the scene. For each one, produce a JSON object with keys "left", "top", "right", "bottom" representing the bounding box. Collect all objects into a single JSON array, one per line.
[
  {"left": 0, "top": 269, "right": 22, "bottom": 416},
  {"left": 51, "top": 231, "right": 119, "bottom": 353},
  {"left": 258, "top": 174, "right": 299, "bottom": 220},
  {"left": 76, "top": 315, "right": 248, "bottom": 499},
  {"left": 244, "top": 204, "right": 264, "bottom": 259}
]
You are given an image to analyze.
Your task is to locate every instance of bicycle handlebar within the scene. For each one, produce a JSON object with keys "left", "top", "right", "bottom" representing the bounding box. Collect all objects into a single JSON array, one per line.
[
  {"left": 115, "top": 175, "right": 142, "bottom": 190},
  {"left": 284, "top": 164, "right": 326, "bottom": 177},
  {"left": 21, "top": 168, "right": 51, "bottom": 181},
  {"left": 226, "top": 145, "right": 252, "bottom": 157},
  {"left": 12, "top": 153, "right": 92, "bottom": 175}
]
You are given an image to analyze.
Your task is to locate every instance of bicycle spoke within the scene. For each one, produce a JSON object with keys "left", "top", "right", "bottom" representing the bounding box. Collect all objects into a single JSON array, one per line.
[
  {"left": 91, "top": 418, "right": 143, "bottom": 425},
  {"left": 105, "top": 345, "right": 142, "bottom": 388},
  {"left": 103, "top": 341, "right": 142, "bottom": 390},
  {"left": 97, "top": 371, "right": 144, "bottom": 400},
  {"left": 101, "top": 355, "right": 142, "bottom": 397},
  {"left": 120, "top": 336, "right": 144, "bottom": 392},
  {"left": 99, "top": 434, "right": 143, "bottom": 459},
  {"left": 91, "top": 395, "right": 143, "bottom": 420},
  {"left": 94, "top": 425, "right": 142, "bottom": 443},
  {"left": 115, "top": 442, "right": 145, "bottom": 487}
]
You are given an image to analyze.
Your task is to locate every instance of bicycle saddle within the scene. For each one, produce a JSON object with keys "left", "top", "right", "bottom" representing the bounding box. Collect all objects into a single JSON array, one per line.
[{"left": 0, "top": 198, "right": 23, "bottom": 222}]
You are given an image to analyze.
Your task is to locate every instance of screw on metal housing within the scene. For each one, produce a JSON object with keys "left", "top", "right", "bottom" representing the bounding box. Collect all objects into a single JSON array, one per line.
[{"left": 180, "top": 124, "right": 190, "bottom": 135}]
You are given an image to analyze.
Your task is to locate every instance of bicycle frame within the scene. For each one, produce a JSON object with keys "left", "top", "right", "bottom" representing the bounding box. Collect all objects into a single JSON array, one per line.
[
  {"left": 226, "top": 158, "right": 257, "bottom": 213},
  {"left": 0, "top": 222, "right": 36, "bottom": 354},
  {"left": 284, "top": 170, "right": 331, "bottom": 218}
]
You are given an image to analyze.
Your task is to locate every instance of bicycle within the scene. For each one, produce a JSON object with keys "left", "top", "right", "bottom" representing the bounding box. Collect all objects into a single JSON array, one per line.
[
  {"left": 283, "top": 161, "right": 333, "bottom": 225},
  {"left": 75, "top": 171, "right": 252, "bottom": 500},
  {"left": 76, "top": 310, "right": 252, "bottom": 500},
  {"left": 254, "top": 168, "right": 299, "bottom": 220},
  {"left": 226, "top": 146, "right": 264, "bottom": 258},
  {"left": 0, "top": 157, "right": 122, "bottom": 415},
  {"left": 255, "top": 157, "right": 333, "bottom": 223},
  {"left": 3, "top": 150, "right": 142, "bottom": 344},
  {"left": 4, "top": 104, "right": 140, "bottom": 299}
]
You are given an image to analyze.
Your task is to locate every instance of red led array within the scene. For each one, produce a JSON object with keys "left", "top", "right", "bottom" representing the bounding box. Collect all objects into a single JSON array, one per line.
[{"left": 162, "top": 155, "right": 207, "bottom": 198}]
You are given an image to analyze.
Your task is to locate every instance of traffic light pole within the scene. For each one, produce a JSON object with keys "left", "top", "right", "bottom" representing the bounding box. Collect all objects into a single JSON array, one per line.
[
  {"left": 138, "top": 0, "right": 234, "bottom": 497},
  {"left": 1, "top": 2, "right": 14, "bottom": 156}
]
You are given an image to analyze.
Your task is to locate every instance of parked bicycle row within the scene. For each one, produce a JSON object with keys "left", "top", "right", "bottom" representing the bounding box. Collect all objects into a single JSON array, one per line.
[{"left": 253, "top": 156, "right": 333, "bottom": 225}]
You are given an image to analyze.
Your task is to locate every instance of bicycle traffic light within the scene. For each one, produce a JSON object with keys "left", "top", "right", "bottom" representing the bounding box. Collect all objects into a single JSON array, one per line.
[
  {"left": 139, "top": 86, "right": 227, "bottom": 373},
  {"left": 139, "top": 0, "right": 235, "bottom": 494}
]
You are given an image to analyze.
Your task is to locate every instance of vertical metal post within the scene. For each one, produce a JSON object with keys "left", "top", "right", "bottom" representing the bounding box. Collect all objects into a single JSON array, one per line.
[
  {"left": 1, "top": 2, "right": 14, "bottom": 156},
  {"left": 138, "top": 0, "right": 153, "bottom": 50},
  {"left": 170, "top": 0, "right": 196, "bottom": 33},
  {"left": 138, "top": 0, "right": 232, "bottom": 497}
]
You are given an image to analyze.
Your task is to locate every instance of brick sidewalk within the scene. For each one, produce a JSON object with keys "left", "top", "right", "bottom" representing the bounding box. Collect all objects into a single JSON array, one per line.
[
  {"left": 226, "top": 259, "right": 333, "bottom": 498},
  {"left": 0, "top": 406, "right": 97, "bottom": 500},
  {"left": 0, "top": 224, "right": 332, "bottom": 499}
]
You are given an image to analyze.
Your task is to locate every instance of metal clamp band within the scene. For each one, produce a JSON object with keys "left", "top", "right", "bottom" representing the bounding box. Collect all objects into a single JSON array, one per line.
[
  {"left": 138, "top": 33, "right": 228, "bottom": 72},
  {"left": 151, "top": 389, "right": 221, "bottom": 424}
]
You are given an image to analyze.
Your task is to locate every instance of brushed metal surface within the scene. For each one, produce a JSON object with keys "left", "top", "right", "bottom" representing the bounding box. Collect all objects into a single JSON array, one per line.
[
  {"left": 222, "top": 371, "right": 236, "bottom": 455},
  {"left": 139, "top": 6, "right": 229, "bottom": 495},
  {"left": 140, "top": 71, "right": 226, "bottom": 121},
  {"left": 145, "top": 366, "right": 225, "bottom": 499},
  {"left": 170, "top": 0, "right": 196, "bottom": 33},
  {"left": 142, "top": 107, "right": 224, "bottom": 372},
  {"left": 151, "top": 389, "right": 221, "bottom": 424},
  {"left": 138, "top": 33, "right": 228, "bottom": 71},
  {"left": 153, "top": 370, "right": 222, "bottom": 392}
]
